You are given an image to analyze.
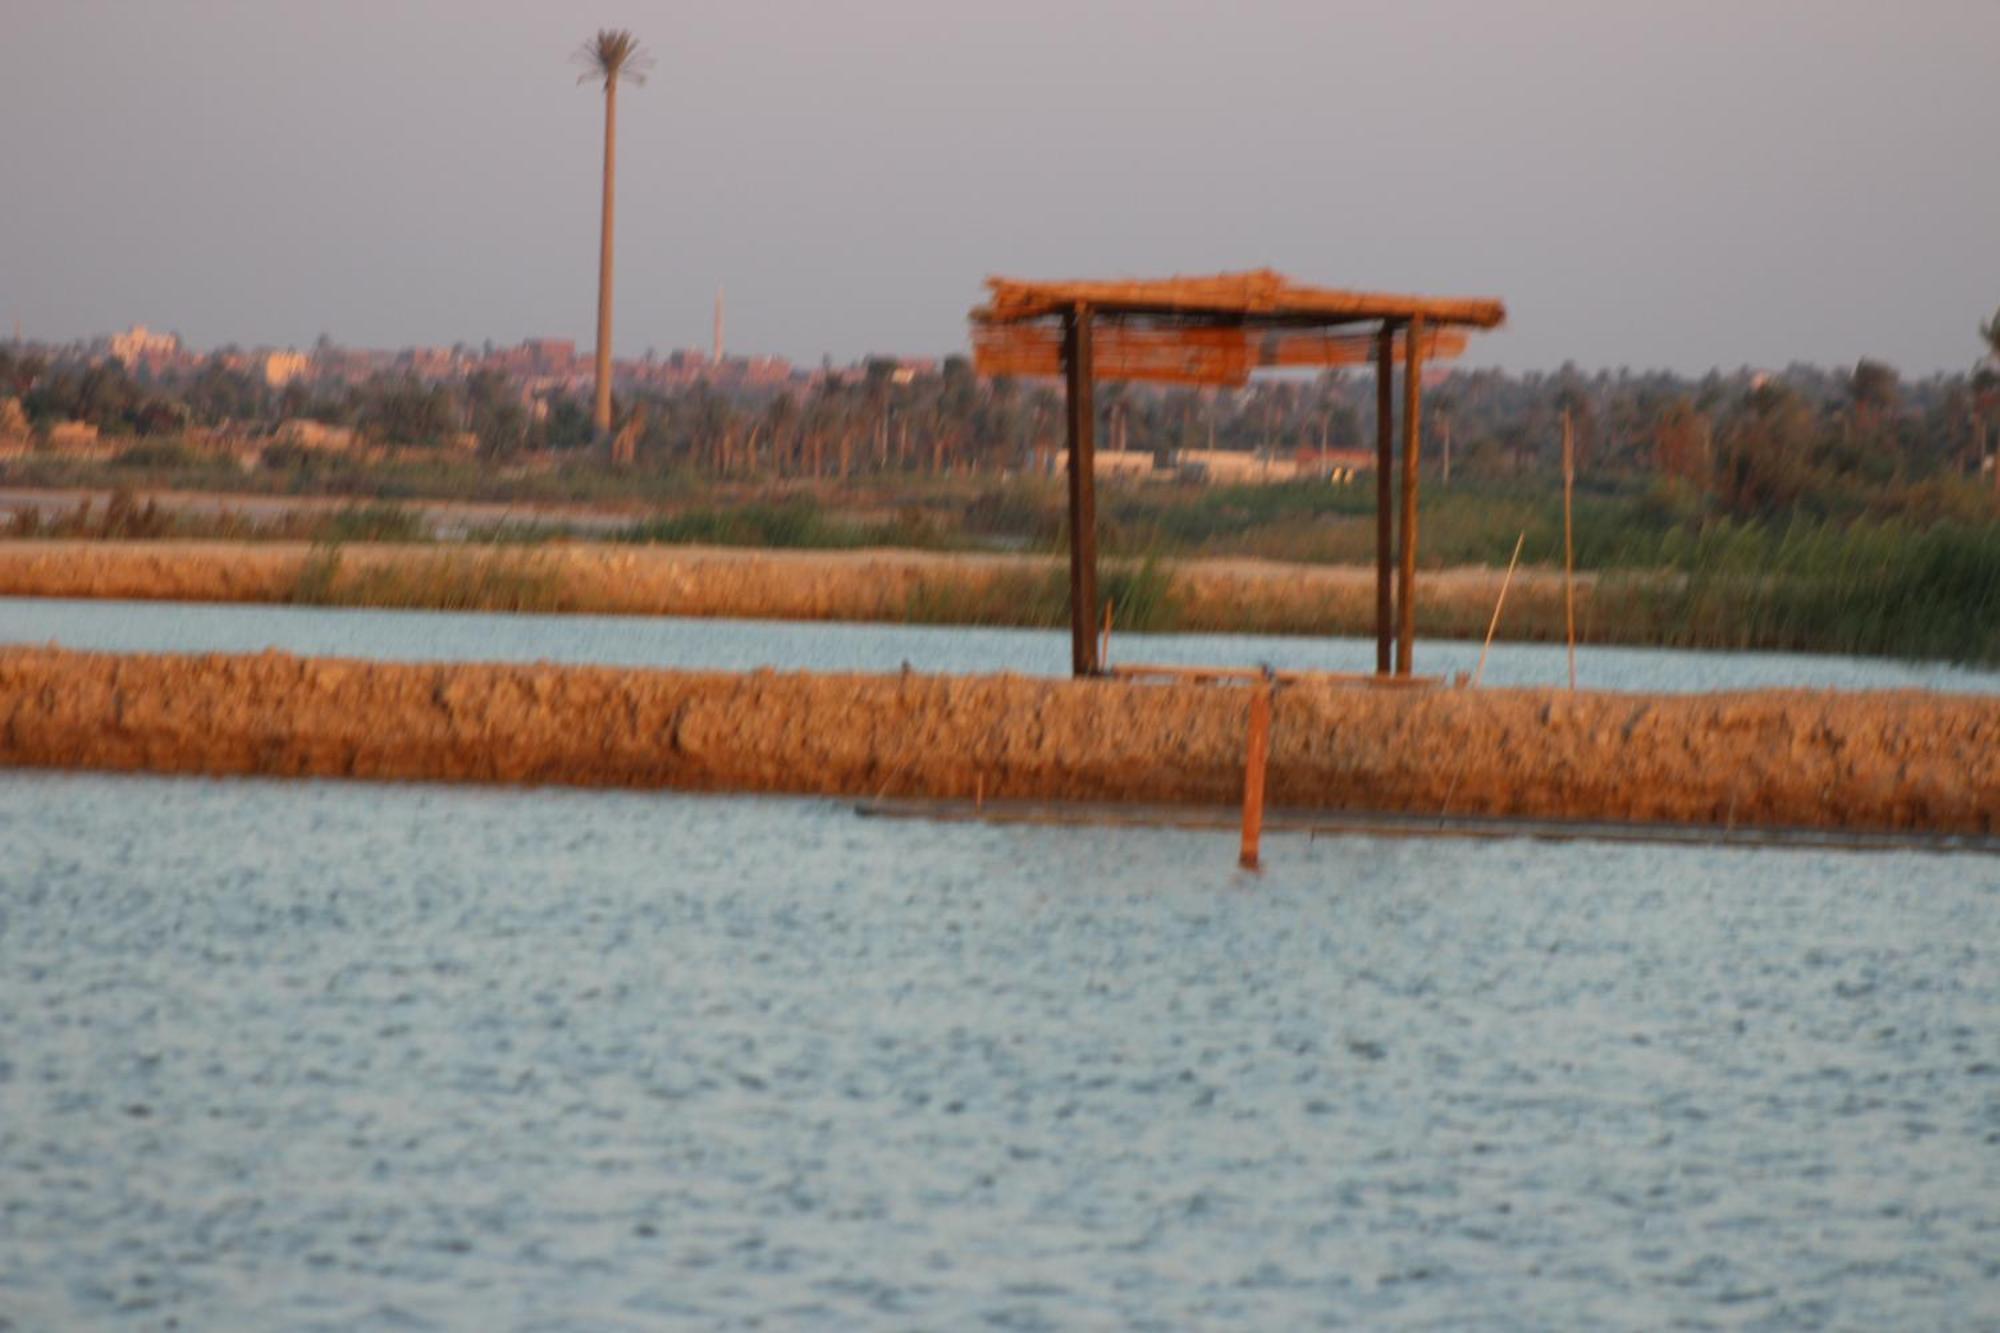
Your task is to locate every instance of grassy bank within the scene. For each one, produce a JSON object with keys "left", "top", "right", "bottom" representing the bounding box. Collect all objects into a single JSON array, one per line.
[
  {"left": 3, "top": 474, "right": 1996, "bottom": 662},
  {"left": 290, "top": 545, "right": 570, "bottom": 613},
  {"left": 2, "top": 536, "right": 1994, "bottom": 665},
  {"left": 4, "top": 646, "right": 1995, "bottom": 833}
]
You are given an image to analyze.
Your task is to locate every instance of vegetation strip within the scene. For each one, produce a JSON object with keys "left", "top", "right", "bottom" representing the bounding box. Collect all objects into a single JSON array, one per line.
[
  {"left": 2, "top": 647, "right": 1994, "bottom": 835},
  {"left": 2, "top": 533, "right": 1994, "bottom": 664}
]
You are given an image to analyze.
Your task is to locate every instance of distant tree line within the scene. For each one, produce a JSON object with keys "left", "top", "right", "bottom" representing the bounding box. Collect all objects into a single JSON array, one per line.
[{"left": 4, "top": 309, "right": 1999, "bottom": 526}]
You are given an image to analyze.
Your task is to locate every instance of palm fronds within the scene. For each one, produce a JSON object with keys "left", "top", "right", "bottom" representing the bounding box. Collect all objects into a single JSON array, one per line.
[{"left": 576, "top": 29, "right": 651, "bottom": 87}]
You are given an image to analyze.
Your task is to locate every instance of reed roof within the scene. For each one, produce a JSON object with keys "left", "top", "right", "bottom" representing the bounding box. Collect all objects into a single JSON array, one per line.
[
  {"left": 969, "top": 269, "right": 1504, "bottom": 386},
  {"left": 971, "top": 269, "right": 1506, "bottom": 331}
]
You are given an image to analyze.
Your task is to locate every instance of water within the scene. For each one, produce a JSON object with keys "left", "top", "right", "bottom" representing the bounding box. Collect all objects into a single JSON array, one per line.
[
  {"left": 6, "top": 596, "right": 2000, "bottom": 694},
  {"left": 3, "top": 601, "right": 1997, "bottom": 1325},
  {"left": 2, "top": 772, "right": 1996, "bottom": 1328}
]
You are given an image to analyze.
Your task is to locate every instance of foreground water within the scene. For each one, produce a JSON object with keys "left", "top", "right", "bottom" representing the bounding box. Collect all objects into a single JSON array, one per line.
[
  {"left": 1, "top": 772, "right": 1995, "bottom": 1328},
  {"left": 5, "top": 595, "right": 2000, "bottom": 694}
]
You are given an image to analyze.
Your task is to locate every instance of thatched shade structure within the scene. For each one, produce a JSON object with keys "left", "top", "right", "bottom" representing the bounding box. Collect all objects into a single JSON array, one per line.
[{"left": 970, "top": 270, "right": 1506, "bottom": 677}]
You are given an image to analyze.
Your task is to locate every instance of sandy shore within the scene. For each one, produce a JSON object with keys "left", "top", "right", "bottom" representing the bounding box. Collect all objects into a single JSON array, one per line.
[
  {"left": 0, "top": 539, "right": 1591, "bottom": 638},
  {"left": 3, "top": 646, "right": 1993, "bottom": 834}
]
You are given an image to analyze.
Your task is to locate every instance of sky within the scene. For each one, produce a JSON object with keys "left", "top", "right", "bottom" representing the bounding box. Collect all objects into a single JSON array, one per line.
[{"left": 3, "top": 1, "right": 1996, "bottom": 374}]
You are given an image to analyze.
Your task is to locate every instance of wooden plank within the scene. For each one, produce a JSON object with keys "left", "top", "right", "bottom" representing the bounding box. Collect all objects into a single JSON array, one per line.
[
  {"left": 1107, "top": 664, "right": 1442, "bottom": 689},
  {"left": 971, "top": 319, "right": 1466, "bottom": 387},
  {"left": 1065, "top": 304, "right": 1100, "bottom": 677},
  {"left": 1257, "top": 326, "right": 1466, "bottom": 369},
  {"left": 976, "top": 270, "right": 1507, "bottom": 329},
  {"left": 1397, "top": 314, "right": 1424, "bottom": 676},
  {"left": 975, "top": 320, "right": 1254, "bottom": 385}
]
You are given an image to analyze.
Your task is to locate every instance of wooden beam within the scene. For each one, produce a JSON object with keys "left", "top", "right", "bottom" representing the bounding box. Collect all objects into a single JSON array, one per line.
[
  {"left": 1397, "top": 314, "right": 1425, "bottom": 676},
  {"left": 1064, "top": 304, "right": 1100, "bottom": 677},
  {"left": 1375, "top": 320, "right": 1396, "bottom": 675},
  {"left": 977, "top": 271, "right": 1507, "bottom": 329},
  {"left": 1107, "top": 664, "right": 1442, "bottom": 688},
  {"left": 970, "top": 319, "right": 1467, "bottom": 387},
  {"left": 1563, "top": 407, "right": 1578, "bottom": 691},
  {"left": 1258, "top": 326, "right": 1466, "bottom": 370}
]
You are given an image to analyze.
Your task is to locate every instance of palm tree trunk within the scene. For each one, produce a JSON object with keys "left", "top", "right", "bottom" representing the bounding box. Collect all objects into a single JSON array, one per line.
[{"left": 592, "top": 80, "right": 618, "bottom": 439}]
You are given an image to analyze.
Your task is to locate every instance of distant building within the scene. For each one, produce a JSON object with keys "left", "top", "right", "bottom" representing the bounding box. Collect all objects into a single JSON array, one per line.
[
  {"left": 1059, "top": 448, "right": 1158, "bottom": 480},
  {"left": 882, "top": 357, "right": 938, "bottom": 386},
  {"left": 397, "top": 347, "right": 459, "bottom": 380},
  {"left": 46, "top": 420, "right": 105, "bottom": 454},
  {"left": 311, "top": 346, "right": 394, "bottom": 386},
  {"left": 107, "top": 325, "right": 179, "bottom": 368},
  {"left": 1293, "top": 447, "right": 1375, "bottom": 482},
  {"left": 520, "top": 339, "right": 576, "bottom": 376},
  {"left": 273, "top": 419, "right": 356, "bottom": 451},
  {"left": 259, "top": 350, "right": 311, "bottom": 387},
  {"left": 1175, "top": 449, "right": 1305, "bottom": 485}
]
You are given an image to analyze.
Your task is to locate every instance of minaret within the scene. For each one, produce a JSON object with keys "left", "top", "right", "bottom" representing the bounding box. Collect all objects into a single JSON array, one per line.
[{"left": 713, "top": 286, "right": 724, "bottom": 365}]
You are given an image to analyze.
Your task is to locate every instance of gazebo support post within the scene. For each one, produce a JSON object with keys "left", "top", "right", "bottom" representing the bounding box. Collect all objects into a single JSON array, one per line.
[
  {"left": 1374, "top": 320, "right": 1397, "bottom": 675},
  {"left": 1064, "top": 303, "right": 1100, "bottom": 677},
  {"left": 1396, "top": 314, "right": 1425, "bottom": 675}
]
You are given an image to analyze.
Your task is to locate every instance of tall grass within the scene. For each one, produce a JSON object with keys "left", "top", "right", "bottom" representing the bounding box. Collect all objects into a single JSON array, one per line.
[
  {"left": 618, "top": 497, "right": 968, "bottom": 552},
  {"left": 6, "top": 454, "right": 1995, "bottom": 662},
  {"left": 901, "top": 554, "right": 1182, "bottom": 633},
  {"left": 289, "top": 545, "right": 567, "bottom": 613},
  {"left": 317, "top": 503, "right": 428, "bottom": 543},
  {"left": 2, "top": 494, "right": 431, "bottom": 544},
  {"left": 1103, "top": 482, "right": 2000, "bottom": 662},
  {"left": 1616, "top": 521, "right": 2000, "bottom": 663}
]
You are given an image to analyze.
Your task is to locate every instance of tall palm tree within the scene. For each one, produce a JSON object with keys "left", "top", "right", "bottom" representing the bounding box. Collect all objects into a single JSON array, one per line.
[{"left": 578, "top": 30, "right": 650, "bottom": 441}]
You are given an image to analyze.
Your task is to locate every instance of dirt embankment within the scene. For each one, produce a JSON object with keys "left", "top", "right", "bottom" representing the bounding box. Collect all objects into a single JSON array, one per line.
[
  {"left": 0, "top": 539, "right": 1589, "bottom": 637},
  {"left": 2, "top": 646, "right": 1993, "bottom": 834}
]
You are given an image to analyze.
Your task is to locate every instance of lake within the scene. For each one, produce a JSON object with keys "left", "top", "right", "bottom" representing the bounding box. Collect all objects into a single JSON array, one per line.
[
  {"left": 5, "top": 596, "right": 2000, "bottom": 694},
  {"left": 1, "top": 601, "right": 1996, "bottom": 1327}
]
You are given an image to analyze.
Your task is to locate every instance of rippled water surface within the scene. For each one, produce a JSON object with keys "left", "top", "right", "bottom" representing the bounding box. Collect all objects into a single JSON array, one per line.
[
  {"left": 2, "top": 772, "right": 1996, "bottom": 1328},
  {"left": 6, "top": 595, "right": 2000, "bottom": 693}
]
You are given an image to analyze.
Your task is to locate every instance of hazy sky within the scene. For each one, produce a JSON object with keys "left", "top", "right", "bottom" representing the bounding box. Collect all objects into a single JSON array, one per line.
[{"left": 4, "top": 2, "right": 1996, "bottom": 373}]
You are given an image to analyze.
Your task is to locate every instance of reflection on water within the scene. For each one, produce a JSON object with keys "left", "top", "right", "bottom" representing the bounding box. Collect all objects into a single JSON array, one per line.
[
  {"left": 5, "top": 595, "right": 2000, "bottom": 694},
  {"left": 1, "top": 771, "right": 1995, "bottom": 1327}
]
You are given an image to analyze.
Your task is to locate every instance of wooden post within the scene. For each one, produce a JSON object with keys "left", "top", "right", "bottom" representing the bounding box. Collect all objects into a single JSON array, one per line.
[
  {"left": 1100, "top": 598, "right": 1114, "bottom": 670},
  {"left": 1473, "top": 531, "right": 1526, "bottom": 688},
  {"left": 1987, "top": 415, "right": 1998, "bottom": 496},
  {"left": 1239, "top": 684, "right": 1271, "bottom": 871},
  {"left": 1396, "top": 314, "right": 1425, "bottom": 676},
  {"left": 1064, "top": 304, "right": 1100, "bottom": 677},
  {"left": 1563, "top": 407, "right": 1577, "bottom": 691},
  {"left": 1374, "top": 321, "right": 1396, "bottom": 675}
]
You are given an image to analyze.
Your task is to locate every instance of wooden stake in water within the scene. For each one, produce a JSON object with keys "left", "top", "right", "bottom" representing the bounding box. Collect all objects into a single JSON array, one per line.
[
  {"left": 1562, "top": 408, "right": 1578, "bottom": 692},
  {"left": 1239, "top": 684, "right": 1272, "bottom": 871},
  {"left": 1101, "top": 599, "right": 1114, "bottom": 670},
  {"left": 1473, "top": 531, "right": 1526, "bottom": 688}
]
